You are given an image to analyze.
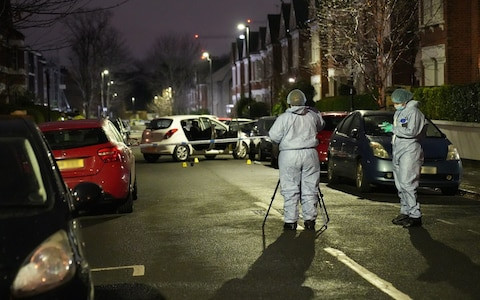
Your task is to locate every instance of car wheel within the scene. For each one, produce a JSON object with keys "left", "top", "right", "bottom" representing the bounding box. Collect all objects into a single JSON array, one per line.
[
  {"left": 327, "top": 158, "right": 339, "bottom": 184},
  {"left": 173, "top": 145, "right": 189, "bottom": 161},
  {"left": 441, "top": 186, "right": 459, "bottom": 195},
  {"left": 233, "top": 142, "right": 248, "bottom": 159},
  {"left": 248, "top": 147, "right": 256, "bottom": 160},
  {"left": 355, "top": 161, "right": 371, "bottom": 193},
  {"left": 143, "top": 153, "right": 160, "bottom": 163},
  {"left": 132, "top": 177, "right": 138, "bottom": 200},
  {"left": 117, "top": 190, "right": 133, "bottom": 214}
]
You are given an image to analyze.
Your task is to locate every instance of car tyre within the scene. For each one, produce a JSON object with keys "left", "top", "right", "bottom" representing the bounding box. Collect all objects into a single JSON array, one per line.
[
  {"left": 259, "top": 147, "right": 267, "bottom": 161},
  {"left": 173, "top": 145, "right": 189, "bottom": 161},
  {"left": 233, "top": 141, "right": 248, "bottom": 159},
  {"left": 355, "top": 161, "right": 371, "bottom": 193},
  {"left": 132, "top": 177, "right": 138, "bottom": 200},
  {"left": 117, "top": 190, "right": 133, "bottom": 214},
  {"left": 143, "top": 153, "right": 160, "bottom": 163}
]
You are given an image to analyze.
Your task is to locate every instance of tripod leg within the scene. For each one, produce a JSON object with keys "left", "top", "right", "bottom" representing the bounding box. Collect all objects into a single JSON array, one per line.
[
  {"left": 317, "top": 186, "right": 329, "bottom": 230},
  {"left": 262, "top": 179, "right": 280, "bottom": 228}
]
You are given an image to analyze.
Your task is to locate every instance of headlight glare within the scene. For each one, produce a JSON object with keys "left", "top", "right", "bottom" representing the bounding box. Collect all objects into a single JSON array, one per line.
[
  {"left": 11, "top": 230, "right": 76, "bottom": 298},
  {"left": 370, "top": 142, "right": 389, "bottom": 159},
  {"left": 447, "top": 144, "right": 460, "bottom": 160}
]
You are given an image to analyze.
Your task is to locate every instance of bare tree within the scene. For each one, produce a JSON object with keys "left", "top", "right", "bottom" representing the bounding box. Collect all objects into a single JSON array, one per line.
[
  {"left": 146, "top": 34, "right": 201, "bottom": 114},
  {"left": 64, "top": 9, "right": 130, "bottom": 118},
  {"left": 315, "top": 0, "right": 418, "bottom": 108}
]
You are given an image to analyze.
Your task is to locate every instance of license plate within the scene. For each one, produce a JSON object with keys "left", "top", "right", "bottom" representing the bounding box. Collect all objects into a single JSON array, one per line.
[
  {"left": 421, "top": 166, "right": 437, "bottom": 174},
  {"left": 57, "top": 159, "right": 84, "bottom": 170}
]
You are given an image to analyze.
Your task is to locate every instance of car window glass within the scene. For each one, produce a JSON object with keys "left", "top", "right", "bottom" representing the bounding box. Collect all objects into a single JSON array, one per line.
[
  {"left": 425, "top": 119, "right": 443, "bottom": 137},
  {"left": 148, "top": 119, "right": 172, "bottom": 130},
  {"left": 336, "top": 114, "right": 354, "bottom": 135},
  {"left": 364, "top": 115, "right": 394, "bottom": 136},
  {"left": 0, "top": 137, "right": 47, "bottom": 206},
  {"left": 43, "top": 128, "right": 108, "bottom": 150},
  {"left": 107, "top": 121, "right": 124, "bottom": 143}
]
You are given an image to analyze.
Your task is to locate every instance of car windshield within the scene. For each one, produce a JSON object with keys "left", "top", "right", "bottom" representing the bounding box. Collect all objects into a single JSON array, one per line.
[
  {"left": 43, "top": 128, "right": 108, "bottom": 150},
  {"left": 363, "top": 114, "right": 444, "bottom": 138},
  {"left": 0, "top": 137, "right": 47, "bottom": 206},
  {"left": 148, "top": 119, "right": 173, "bottom": 130},
  {"left": 323, "top": 115, "right": 346, "bottom": 131}
]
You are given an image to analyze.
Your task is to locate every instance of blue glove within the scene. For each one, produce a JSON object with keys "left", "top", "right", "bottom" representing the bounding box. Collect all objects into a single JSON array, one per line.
[{"left": 379, "top": 121, "right": 393, "bottom": 133}]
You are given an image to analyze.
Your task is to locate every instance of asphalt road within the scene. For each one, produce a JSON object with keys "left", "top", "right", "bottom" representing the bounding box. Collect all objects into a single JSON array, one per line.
[{"left": 79, "top": 149, "right": 480, "bottom": 300}]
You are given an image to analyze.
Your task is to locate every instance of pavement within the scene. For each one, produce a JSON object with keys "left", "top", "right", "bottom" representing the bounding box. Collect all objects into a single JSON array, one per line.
[{"left": 459, "top": 159, "right": 480, "bottom": 199}]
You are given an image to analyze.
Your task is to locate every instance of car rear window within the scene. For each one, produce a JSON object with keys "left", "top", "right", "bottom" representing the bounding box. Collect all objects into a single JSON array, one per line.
[
  {"left": 43, "top": 128, "right": 109, "bottom": 150},
  {"left": 147, "top": 119, "right": 173, "bottom": 130}
]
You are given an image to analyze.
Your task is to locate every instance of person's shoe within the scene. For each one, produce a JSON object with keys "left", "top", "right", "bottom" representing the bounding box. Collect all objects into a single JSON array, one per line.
[
  {"left": 283, "top": 222, "right": 297, "bottom": 230},
  {"left": 402, "top": 217, "right": 422, "bottom": 228},
  {"left": 304, "top": 220, "right": 316, "bottom": 231},
  {"left": 392, "top": 214, "right": 409, "bottom": 225}
]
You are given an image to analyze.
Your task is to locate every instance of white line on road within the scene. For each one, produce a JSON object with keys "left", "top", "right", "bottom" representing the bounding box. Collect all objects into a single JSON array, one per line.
[
  {"left": 91, "top": 265, "right": 145, "bottom": 276},
  {"left": 437, "top": 219, "right": 456, "bottom": 225},
  {"left": 324, "top": 247, "right": 412, "bottom": 300},
  {"left": 467, "top": 229, "right": 480, "bottom": 235}
]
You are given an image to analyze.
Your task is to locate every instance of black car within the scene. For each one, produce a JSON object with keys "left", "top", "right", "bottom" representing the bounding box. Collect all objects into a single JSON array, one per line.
[
  {"left": 0, "top": 116, "right": 102, "bottom": 299},
  {"left": 327, "top": 110, "right": 463, "bottom": 194},
  {"left": 248, "top": 116, "right": 278, "bottom": 163}
]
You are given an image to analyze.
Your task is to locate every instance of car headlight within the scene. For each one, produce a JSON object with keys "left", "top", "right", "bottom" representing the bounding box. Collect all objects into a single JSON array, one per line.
[
  {"left": 11, "top": 230, "right": 76, "bottom": 298},
  {"left": 447, "top": 144, "right": 460, "bottom": 160},
  {"left": 370, "top": 142, "right": 389, "bottom": 159}
]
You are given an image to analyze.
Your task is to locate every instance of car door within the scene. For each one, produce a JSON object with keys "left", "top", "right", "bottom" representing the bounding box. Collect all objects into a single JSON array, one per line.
[
  {"left": 329, "top": 113, "right": 355, "bottom": 176},
  {"left": 341, "top": 113, "right": 362, "bottom": 179}
]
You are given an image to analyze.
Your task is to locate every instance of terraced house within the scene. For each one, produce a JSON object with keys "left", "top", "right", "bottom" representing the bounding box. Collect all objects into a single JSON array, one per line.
[{"left": 231, "top": 0, "right": 480, "bottom": 113}]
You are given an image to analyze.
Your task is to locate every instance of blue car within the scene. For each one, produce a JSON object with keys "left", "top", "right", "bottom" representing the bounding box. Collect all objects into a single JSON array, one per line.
[{"left": 327, "top": 110, "right": 463, "bottom": 195}]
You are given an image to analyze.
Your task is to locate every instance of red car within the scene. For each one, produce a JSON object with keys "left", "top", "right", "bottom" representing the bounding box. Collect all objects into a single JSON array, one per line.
[
  {"left": 317, "top": 111, "right": 348, "bottom": 169},
  {"left": 39, "top": 119, "right": 136, "bottom": 213}
]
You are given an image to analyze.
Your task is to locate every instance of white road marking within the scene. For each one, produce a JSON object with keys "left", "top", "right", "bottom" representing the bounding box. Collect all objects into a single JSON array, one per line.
[
  {"left": 437, "top": 219, "right": 455, "bottom": 225},
  {"left": 91, "top": 265, "right": 145, "bottom": 276},
  {"left": 467, "top": 229, "right": 480, "bottom": 235},
  {"left": 324, "top": 247, "right": 412, "bottom": 300}
]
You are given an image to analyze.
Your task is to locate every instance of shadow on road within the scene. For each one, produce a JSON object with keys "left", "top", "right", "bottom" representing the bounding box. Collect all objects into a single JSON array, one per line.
[
  {"left": 210, "top": 230, "right": 316, "bottom": 300},
  {"left": 95, "top": 282, "right": 166, "bottom": 300},
  {"left": 408, "top": 227, "right": 480, "bottom": 298}
]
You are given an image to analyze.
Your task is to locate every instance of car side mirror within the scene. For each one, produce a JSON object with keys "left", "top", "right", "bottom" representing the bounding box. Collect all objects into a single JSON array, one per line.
[
  {"left": 350, "top": 128, "right": 359, "bottom": 138},
  {"left": 71, "top": 182, "right": 104, "bottom": 212}
]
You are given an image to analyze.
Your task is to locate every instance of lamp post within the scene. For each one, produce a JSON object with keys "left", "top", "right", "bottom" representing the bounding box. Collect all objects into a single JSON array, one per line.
[
  {"left": 100, "top": 69, "right": 109, "bottom": 117},
  {"left": 237, "top": 21, "right": 251, "bottom": 99},
  {"left": 202, "top": 51, "right": 214, "bottom": 115}
]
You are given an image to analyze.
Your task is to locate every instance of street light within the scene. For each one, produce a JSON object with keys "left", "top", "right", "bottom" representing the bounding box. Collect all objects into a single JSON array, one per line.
[
  {"left": 238, "top": 21, "right": 251, "bottom": 99},
  {"left": 101, "top": 69, "right": 109, "bottom": 117},
  {"left": 202, "top": 51, "right": 214, "bottom": 115}
]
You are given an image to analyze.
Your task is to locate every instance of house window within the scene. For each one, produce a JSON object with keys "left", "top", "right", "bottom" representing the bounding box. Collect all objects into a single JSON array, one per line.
[
  {"left": 421, "top": 44, "right": 445, "bottom": 86},
  {"left": 422, "top": 0, "right": 443, "bottom": 27}
]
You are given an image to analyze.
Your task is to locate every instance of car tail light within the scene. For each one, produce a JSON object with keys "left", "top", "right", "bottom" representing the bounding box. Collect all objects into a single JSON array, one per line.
[
  {"left": 98, "top": 147, "right": 121, "bottom": 162},
  {"left": 164, "top": 128, "right": 178, "bottom": 139},
  {"left": 141, "top": 130, "right": 152, "bottom": 143}
]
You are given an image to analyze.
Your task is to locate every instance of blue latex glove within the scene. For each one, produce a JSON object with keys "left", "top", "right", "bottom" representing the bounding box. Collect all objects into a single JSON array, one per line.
[{"left": 379, "top": 121, "right": 393, "bottom": 133}]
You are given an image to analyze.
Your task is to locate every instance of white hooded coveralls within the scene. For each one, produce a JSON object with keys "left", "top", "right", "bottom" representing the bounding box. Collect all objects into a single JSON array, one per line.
[
  {"left": 392, "top": 100, "right": 426, "bottom": 218},
  {"left": 269, "top": 106, "right": 325, "bottom": 223}
]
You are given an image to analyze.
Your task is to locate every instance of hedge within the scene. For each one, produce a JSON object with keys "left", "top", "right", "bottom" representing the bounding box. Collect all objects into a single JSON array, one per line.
[{"left": 413, "top": 83, "right": 480, "bottom": 122}]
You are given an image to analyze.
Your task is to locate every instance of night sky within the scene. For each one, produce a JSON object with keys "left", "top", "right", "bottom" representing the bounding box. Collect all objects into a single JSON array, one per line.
[{"left": 109, "top": 0, "right": 282, "bottom": 59}]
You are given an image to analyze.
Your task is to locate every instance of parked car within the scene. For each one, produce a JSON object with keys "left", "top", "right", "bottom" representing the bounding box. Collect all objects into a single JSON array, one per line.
[
  {"left": 140, "top": 115, "right": 246, "bottom": 162},
  {"left": 327, "top": 110, "right": 463, "bottom": 194},
  {"left": 0, "top": 115, "right": 102, "bottom": 300},
  {"left": 39, "top": 118, "right": 136, "bottom": 213},
  {"left": 248, "top": 116, "right": 277, "bottom": 162},
  {"left": 316, "top": 112, "right": 348, "bottom": 170}
]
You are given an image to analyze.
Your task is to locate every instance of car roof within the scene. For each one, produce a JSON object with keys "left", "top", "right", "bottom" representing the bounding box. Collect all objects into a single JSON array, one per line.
[
  {"left": 355, "top": 110, "right": 394, "bottom": 116},
  {"left": 150, "top": 115, "right": 216, "bottom": 121},
  {"left": 322, "top": 111, "right": 349, "bottom": 116},
  {"left": 38, "top": 119, "right": 106, "bottom": 131}
]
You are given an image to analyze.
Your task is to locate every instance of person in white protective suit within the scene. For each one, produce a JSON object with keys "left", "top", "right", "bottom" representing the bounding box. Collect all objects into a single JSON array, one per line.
[
  {"left": 380, "top": 88, "right": 426, "bottom": 228},
  {"left": 268, "top": 89, "right": 325, "bottom": 231}
]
